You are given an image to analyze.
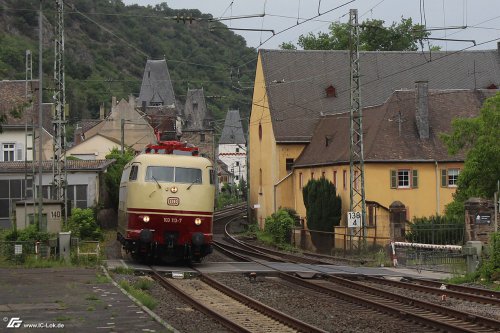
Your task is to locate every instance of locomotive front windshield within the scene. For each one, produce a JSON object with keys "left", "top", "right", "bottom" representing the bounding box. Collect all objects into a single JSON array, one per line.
[{"left": 145, "top": 166, "right": 202, "bottom": 184}]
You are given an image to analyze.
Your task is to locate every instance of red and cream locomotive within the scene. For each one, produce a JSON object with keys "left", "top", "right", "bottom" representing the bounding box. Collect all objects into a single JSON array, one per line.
[{"left": 117, "top": 140, "right": 215, "bottom": 263}]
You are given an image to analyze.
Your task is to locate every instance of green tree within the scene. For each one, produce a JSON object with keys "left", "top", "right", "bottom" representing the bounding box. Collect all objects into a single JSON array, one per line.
[
  {"left": 302, "top": 177, "right": 341, "bottom": 232},
  {"left": 441, "top": 93, "right": 500, "bottom": 218},
  {"left": 104, "top": 147, "right": 134, "bottom": 210},
  {"left": 66, "top": 208, "right": 102, "bottom": 240},
  {"left": 264, "top": 208, "right": 295, "bottom": 244},
  {"left": 282, "top": 18, "right": 430, "bottom": 51}
]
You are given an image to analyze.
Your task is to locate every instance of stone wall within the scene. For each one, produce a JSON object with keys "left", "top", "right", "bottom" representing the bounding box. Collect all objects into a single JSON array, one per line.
[{"left": 464, "top": 197, "right": 498, "bottom": 244}]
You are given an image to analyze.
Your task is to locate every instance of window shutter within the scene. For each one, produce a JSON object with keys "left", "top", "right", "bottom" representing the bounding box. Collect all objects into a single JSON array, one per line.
[
  {"left": 16, "top": 143, "right": 23, "bottom": 161},
  {"left": 441, "top": 169, "right": 447, "bottom": 187},
  {"left": 412, "top": 169, "right": 418, "bottom": 188},
  {"left": 390, "top": 170, "right": 397, "bottom": 188}
]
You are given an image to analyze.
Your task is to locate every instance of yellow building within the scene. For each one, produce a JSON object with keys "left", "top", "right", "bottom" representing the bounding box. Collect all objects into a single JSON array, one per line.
[
  {"left": 293, "top": 88, "right": 498, "bottom": 242},
  {"left": 249, "top": 48, "right": 500, "bottom": 232}
]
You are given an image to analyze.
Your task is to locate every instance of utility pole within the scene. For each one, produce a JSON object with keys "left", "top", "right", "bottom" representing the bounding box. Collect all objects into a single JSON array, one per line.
[
  {"left": 348, "top": 9, "right": 367, "bottom": 242},
  {"left": 38, "top": 0, "right": 43, "bottom": 229},
  {"left": 24, "top": 50, "right": 35, "bottom": 227},
  {"left": 53, "top": 0, "right": 68, "bottom": 223}
]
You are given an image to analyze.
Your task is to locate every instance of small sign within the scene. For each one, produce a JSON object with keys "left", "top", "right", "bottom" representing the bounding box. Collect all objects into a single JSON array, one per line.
[
  {"left": 167, "top": 197, "right": 179, "bottom": 206},
  {"left": 253, "top": 204, "right": 260, "bottom": 209},
  {"left": 347, "top": 211, "right": 361, "bottom": 228},
  {"left": 475, "top": 213, "right": 491, "bottom": 224},
  {"left": 172, "top": 272, "right": 184, "bottom": 279},
  {"left": 14, "top": 244, "right": 22, "bottom": 255}
]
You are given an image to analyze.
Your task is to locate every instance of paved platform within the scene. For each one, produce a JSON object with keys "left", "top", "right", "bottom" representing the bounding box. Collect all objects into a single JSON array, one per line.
[
  {"left": 106, "top": 259, "right": 453, "bottom": 280},
  {"left": 0, "top": 268, "right": 168, "bottom": 332}
]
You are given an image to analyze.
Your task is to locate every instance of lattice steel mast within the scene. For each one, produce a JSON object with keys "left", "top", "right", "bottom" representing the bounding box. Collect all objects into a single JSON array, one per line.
[
  {"left": 349, "top": 9, "right": 367, "bottom": 239},
  {"left": 53, "top": 0, "right": 67, "bottom": 221}
]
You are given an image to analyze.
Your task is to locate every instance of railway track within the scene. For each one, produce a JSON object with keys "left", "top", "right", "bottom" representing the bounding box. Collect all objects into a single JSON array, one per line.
[
  {"left": 350, "top": 275, "right": 500, "bottom": 307},
  {"left": 149, "top": 267, "right": 327, "bottom": 333},
  {"left": 215, "top": 225, "right": 500, "bottom": 332},
  {"left": 221, "top": 221, "right": 365, "bottom": 266},
  {"left": 214, "top": 203, "right": 247, "bottom": 221}
]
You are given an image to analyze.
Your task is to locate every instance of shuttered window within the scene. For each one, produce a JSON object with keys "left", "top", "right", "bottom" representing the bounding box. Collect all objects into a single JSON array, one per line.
[
  {"left": 390, "top": 170, "right": 397, "bottom": 188},
  {"left": 441, "top": 169, "right": 447, "bottom": 187},
  {"left": 412, "top": 169, "right": 418, "bottom": 188}
]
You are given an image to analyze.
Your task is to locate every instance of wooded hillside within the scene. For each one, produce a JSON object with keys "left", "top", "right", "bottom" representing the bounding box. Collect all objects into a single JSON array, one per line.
[{"left": 0, "top": 0, "right": 256, "bottom": 135}]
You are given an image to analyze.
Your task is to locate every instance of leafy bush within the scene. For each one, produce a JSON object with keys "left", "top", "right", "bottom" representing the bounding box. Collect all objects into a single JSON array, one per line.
[
  {"left": 302, "top": 178, "right": 342, "bottom": 232},
  {"left": 3, "top": 224, "right": 51, "bottom": 242},
  {"left": 478, "top": 232, "right": 500, "bottom": 281},
  {"left": 66, "top": 208, "right": 102, "bottom": 240},
  {"left": 406, "top": 215, "right": 464, "bottom": 245},
  {"left": 264, "top": 209, "right": 295, "bottom": 244},
  {"left": 216, "top": 183, "right": 240, "bottom": 209}
]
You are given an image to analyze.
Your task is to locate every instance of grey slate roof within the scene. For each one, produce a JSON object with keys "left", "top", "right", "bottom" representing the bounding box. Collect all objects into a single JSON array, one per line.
[
  {"left": 138, "top": 59, "right": 176, "bottom": 107},
  {"left": 219, "top": 109, "right": 246, "bottom": 144},
  {"left": 260, "top": 48, "right": 500, "bottom": 143},
  {"left": 0, "top": 159, "right": 116, "bottom": 173},
  {"left": 183, "top": 88, "right": 213, "bottom": 131},
  {"left": 294, "top": 89, "right": 498, "bottom": 167}
]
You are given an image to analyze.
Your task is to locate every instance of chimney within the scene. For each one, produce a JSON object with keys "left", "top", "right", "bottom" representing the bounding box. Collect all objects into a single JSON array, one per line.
[
  {"left": 142, "top": 101, "right": 147, "bottom": 113},
  {"left": 415, "top": 81, "right": 429, "bottom": 139},
  {"left": 99, "top": 104, "right": 105, "bottom": 120}
]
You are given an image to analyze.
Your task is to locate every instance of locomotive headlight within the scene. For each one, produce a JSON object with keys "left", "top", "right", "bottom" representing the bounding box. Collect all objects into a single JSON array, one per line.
[
  {"left": 142, "top": 215, "right": 150, "bottom": 223},
  {"left": 194, "top": 218, "right": 202, "bottom": 226}
]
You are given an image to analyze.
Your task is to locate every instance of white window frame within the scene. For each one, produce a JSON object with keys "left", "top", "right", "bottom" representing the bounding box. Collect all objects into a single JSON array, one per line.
[
  {"left": 397, "top": 169, "right": 410, "bottom": 188},
  {"left": 3, "top": 143, "right": 15, "bottom": 162},
  {"left": 448, "top": 168, "right": 460, "bottom": 187}
]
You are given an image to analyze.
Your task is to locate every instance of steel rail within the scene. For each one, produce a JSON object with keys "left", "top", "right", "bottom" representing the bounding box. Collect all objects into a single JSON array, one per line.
[
  {"left": 213, "top": 241, "right": 282, "bottom": 262},
  {"left": 149, "top": 268, "right": 252, "bottom": 333},
  {"left": 325, "top": 274, "right": 500, "bottom": 331},
  {"left": 277, "top": 272, "right": 478, "bottom": 333},
  {"left": 221, "top": 226, "right": 500, "bottom": 332},
  {"left": 200, "top": 273, "right": 328, "bottom": 333},
  {"left": 359, "top": 275, "right": 500, "bottom": 306},
  {"left": 405, "top": 277, "right": 500, "bottom": 299},
  {"left": 150, "top": 267, "right": 327, "bottom": 333}
]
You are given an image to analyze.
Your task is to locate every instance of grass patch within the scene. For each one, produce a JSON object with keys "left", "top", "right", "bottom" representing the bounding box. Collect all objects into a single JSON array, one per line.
[
  {"left": 119, "top": 280, "right": 157, "bottom": 310},
  {"left": 111, "top": 266, "right": 134, "bottom": 275},
  {"left": 133, "top": 277, "right": 153, "bottom": 291},
  {"left": 0, "top": 255, "right": 73, "bottom": 268},
  {"left": 95, "top": 273, "right": 111, "bottom": 284},
  {"left": 85, "top": 294, "right": 99, "bottom": 301},
  {"left": 55, "top": 316, "right": 72, "bottom": 322},
  {"left": 87, "top": 306, "right": 95, "bottom": 311}
]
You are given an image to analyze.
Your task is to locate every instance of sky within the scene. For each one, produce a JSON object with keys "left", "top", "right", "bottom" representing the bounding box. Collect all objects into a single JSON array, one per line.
[{"left": 122, "top": 0, "right": 500, "bottom": 51}]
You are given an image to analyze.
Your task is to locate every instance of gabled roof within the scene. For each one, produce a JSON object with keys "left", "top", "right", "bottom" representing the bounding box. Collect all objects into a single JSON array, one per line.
[
  {"left": 0, "top": 80, "right": 53, "bottom": 134},
  {"left": 183, "top": 88, "right": 213, "bottom": 131},
  {"left": 294, "top": 89, "right": 498, "bottom": 167},
  {"left": 138, "top": 59, "right": 176, "bottom": 107},
  {"left": 219, "top": 109, "right": 246, "bottom": 144},
  {"left": 0, "top": 159, "right": 116, "bottom": 173},
  {"left": 259, "top": 48, "right": 500, "bottom": 143}
]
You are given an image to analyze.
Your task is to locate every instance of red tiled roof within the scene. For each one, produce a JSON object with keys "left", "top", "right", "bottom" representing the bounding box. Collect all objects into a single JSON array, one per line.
[{"left": 0, "top": 159, "right": 116, "bottom": 173}]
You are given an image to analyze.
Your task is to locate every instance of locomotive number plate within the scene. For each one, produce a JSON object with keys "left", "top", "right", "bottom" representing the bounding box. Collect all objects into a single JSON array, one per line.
[{"left": 167, "top": 197, "right": 180, "bottom": 206}]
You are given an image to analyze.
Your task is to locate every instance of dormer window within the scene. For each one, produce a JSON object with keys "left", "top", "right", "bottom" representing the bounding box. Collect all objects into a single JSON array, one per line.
[{"left": 325, "top": 85, "right": 337, "bottom": 98}]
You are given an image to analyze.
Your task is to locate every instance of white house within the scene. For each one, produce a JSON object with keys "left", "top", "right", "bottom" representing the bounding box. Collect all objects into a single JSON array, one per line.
[{"left": 218, "top": 110, "right": 247, "bottom": 184}]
